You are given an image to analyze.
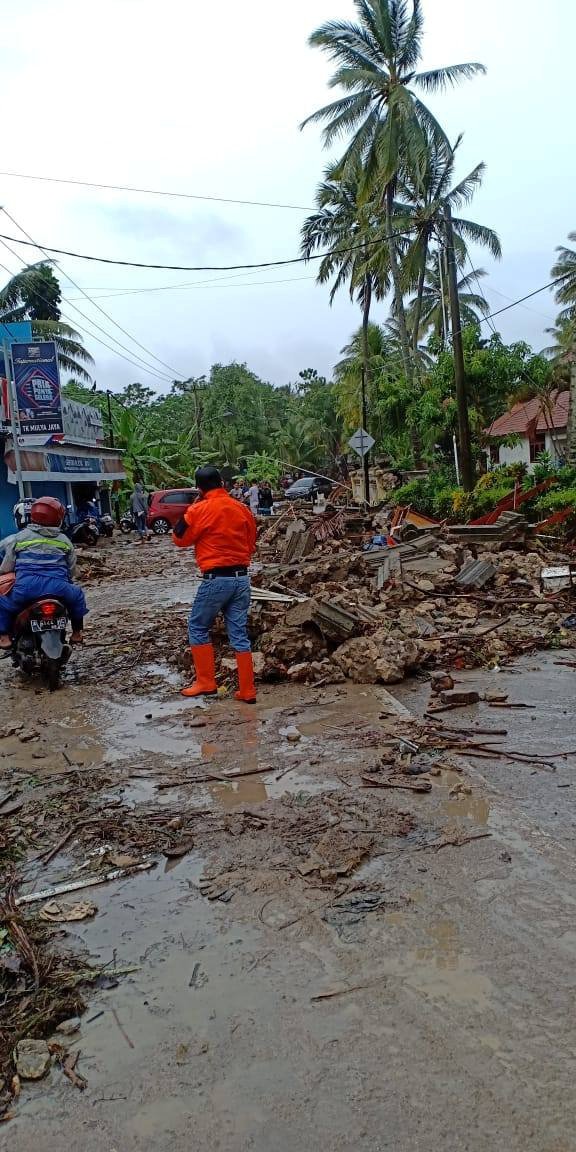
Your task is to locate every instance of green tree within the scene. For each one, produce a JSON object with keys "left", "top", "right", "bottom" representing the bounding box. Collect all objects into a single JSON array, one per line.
[
  {"left": 552, "top": 232, "right": 576, "bottom": 326},
  {"left": 301, "top": 162, "right": 387, "bottom": 412},
  {"left": 395, "top": 137, "right": 501, "bottom": 347},
  {"left": 406, "top": 258, "right": 490, "bottom": 344},
  {"left": 0, "top": 263, "right": 94, "bottom": 383},
  {"left": 301, "top": 0, "right": 485, "bottom": 381}
]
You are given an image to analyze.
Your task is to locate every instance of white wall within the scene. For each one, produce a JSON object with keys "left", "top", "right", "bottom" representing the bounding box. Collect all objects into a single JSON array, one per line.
[
  {"left": 497, "top": 440, "right": 531, "bottom": 468},
  {"left": 545, "top": 432, "right": 566, "bottom": 466}
]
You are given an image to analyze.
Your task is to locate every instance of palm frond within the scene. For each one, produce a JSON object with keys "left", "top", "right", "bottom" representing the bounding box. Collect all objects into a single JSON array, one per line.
[{"left": 414, "top": 62, "right": 486, "bottom": 92}]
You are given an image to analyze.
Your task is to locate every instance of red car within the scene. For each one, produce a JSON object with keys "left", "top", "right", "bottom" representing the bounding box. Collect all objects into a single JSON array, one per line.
[{"left": 146, "top": 487, "right": 198, "bottom": 535}]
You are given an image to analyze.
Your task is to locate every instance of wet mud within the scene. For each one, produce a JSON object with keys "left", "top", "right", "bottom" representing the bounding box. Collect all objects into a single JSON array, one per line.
[{"left": 3, "top": 539, "right": 576, "bottom": 1151}]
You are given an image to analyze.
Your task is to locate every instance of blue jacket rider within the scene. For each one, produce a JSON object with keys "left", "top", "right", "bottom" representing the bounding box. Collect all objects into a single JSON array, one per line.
[{"left": 0, "top": 496, "right": 87, "bottom": 650}]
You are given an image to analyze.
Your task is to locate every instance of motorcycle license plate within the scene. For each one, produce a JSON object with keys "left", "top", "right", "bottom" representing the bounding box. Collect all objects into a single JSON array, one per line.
[{"left": 30, "top": 618, "right": 67, "bottom": 633}]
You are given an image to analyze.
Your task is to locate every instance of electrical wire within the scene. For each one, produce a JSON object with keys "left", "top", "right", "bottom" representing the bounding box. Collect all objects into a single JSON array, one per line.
[
  {"left": 0, "top": 169, "right": 314, "bottom": 211},
  {"left": 0, "top": 250, "right": 174, "bottom": 385},
  {"left": 0, "top": 234, "right": 174, "bottom": 385},
  {"left": 1, "top": 207, "right": 185, "bottom": 380},
  {"left": 0, "top": 226, "right": 417, "bottom": 272},
  {"left": 63, "top": 273, "right": 317, "bottom": 302}
]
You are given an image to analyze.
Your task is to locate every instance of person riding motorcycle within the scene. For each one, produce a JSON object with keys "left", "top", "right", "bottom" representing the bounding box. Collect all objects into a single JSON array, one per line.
[{"left": 0, "top": 497, "right": 87, "bottom": 651}]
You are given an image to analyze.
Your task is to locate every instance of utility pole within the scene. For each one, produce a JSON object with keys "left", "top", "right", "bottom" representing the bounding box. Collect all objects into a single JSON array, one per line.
[
  {"left": 360, "top": 364, "right": 370, "bottom": 505},
  {"left": 444, "top": 206, "right": 474, "bottom": 491},
  {"left": 567, "top": 348, "right": 576, "bottom": 467},
  {"left": 106, "top": 390, "right": 115, "bottom": 448},
  {"left": 4, "top": 341, "right": 25, "bottom": 500}
]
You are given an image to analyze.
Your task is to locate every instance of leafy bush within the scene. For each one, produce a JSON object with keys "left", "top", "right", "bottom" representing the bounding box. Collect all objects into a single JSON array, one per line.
[
  {"left": 390, "top": 479, "right": 434, "bottom": 514},
  {"left": 534, "top": 488, "right": 576, "bottom": 515}
]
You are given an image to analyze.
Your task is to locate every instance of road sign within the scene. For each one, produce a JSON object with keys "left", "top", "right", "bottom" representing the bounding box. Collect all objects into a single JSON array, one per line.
[{"left": 348, "top": 427, "right": 375, "bottom": 458}]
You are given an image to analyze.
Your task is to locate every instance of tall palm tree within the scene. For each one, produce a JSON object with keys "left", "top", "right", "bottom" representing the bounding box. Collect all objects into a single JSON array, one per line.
[
  {"left": 301, "top": 162, "right": 389, "bottom": 427},
  {"left": 552, "top": 233, "right": 576, "bottom": 326},
  {"left": 396, "top": 137, "right": 501, "bottom": 348},
  {"left": 0, "top": 264, "right": 94, "bottom": 383},
  {"left": 301, "top": 0, "right": 486, "bottom": 381},
  {"left": 541, "top": 318, "right": 574, "bottom": 361},
  {"left": 406, "top": 256, "right": 490, "bottom": 344}
]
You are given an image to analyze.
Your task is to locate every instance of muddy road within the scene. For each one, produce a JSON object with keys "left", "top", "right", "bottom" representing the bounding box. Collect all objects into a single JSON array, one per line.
[{"left": 2, "top": 537, "right": 576, "bottom": 1151}]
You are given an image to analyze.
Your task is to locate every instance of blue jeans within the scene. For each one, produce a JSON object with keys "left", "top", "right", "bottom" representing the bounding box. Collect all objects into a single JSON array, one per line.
[
  {"left": 188, "top": 576, "right": 251, "bottom": 652},
  {"left": 0, "top": 574, "right": 88, "bottom": 634},
  {"left": 134, "top": 512, "right": 147, "bottom": 539}
]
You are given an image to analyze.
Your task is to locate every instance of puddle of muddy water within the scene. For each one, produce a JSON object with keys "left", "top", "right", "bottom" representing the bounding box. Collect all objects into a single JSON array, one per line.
[
  {"left": 397, "top": 919, "right": 493, "bottom": 1009},
  {"left": 207, "top": 768, "right": 342, "bottom": 810}
]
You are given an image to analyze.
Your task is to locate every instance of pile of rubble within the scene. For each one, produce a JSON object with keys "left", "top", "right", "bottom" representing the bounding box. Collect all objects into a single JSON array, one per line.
[{"left": 245, "top": 506, "right": 576, "bottom": 687}]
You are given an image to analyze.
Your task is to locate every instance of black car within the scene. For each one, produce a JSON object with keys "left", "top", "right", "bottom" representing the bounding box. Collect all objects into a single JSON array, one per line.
[{"left": 284, "top": 476, "right": 333, "bottom": 501}]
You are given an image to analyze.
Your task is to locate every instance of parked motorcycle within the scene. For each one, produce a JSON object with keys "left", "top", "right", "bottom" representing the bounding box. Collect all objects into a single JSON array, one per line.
[
  {"left": 64, "top": 512, "right": 99, "bottom": 547},
  {"left": 11, "top": 597, "right": 71, "bottom": 691},
  {"left": 119, "top": 511, "right": 136, "bottom": 535},
  {"left": 99, "top": 513, "right": 114, "bottom": 538}
]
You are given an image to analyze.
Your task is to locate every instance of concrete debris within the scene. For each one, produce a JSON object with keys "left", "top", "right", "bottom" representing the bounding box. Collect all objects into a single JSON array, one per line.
[
  {"left": 332, "top": 633, "right": 424, "bottom": 684},
  {"left": 14, "top": 1040, "right": 51, "bottom": 1081},
  {"left": 456, "top": 559, "right": 497, "bottom": 589},
  {"left": 232, "top": 504, "right": 576, "bottom": 688}
]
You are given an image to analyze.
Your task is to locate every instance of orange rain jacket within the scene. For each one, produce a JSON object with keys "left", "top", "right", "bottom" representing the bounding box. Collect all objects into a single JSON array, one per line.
[{"left": 172, "top": 488, "right": 257, "bottom": 572}]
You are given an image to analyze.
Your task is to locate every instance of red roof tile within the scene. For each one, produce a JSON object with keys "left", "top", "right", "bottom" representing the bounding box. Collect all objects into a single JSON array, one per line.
[{"left": 486, "top": 390, "right": 569, "bottom": 437}]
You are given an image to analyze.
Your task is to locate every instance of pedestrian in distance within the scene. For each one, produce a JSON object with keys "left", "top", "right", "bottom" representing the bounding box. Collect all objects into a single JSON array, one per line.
[
  {"left": 247, "top": 479, "right": 260, "bottom": 517},
  {"left": 172, "top": 465, "right": 257, "bottom": 703},
  {"left": 258, "top": 481, "right": 274, "bottom": 516},
  {"left": 130, "top": 481, "right": 151, "bottom": 544}
]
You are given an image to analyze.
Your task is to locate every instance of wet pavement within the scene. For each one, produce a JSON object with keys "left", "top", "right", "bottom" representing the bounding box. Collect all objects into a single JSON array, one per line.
[{"left": 3, "top": 539, "right": 576, "bottom": 1151}]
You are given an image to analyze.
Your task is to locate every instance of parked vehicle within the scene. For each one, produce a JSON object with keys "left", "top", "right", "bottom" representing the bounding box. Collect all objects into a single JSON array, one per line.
[
  {"left": 147, "top": 488, "right": 198, "bottom": 534},
  {"left": 283, "top": 476, "right": 333, "bottom": 502},
  {"left": 99, "top": 513, "right": 114, "bottom": 538},
  {"left": 119, "top": 511, "right": 136, "bottom": 535},
  {"left": 64, "top": 515, "right": 99, "bottom": 547},
  {"left": 10, "top": 597, "right": 71, "bottom": 691}
]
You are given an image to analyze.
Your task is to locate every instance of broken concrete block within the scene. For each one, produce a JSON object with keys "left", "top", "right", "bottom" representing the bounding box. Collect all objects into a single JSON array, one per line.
[
  {"left": 14, "top": 1039, "right": 51, "bottom": 1080},
  {"left": 430, "top": 672, "right": 455, "bottom": 695},
  {"left": 439, "top": 689, "right": 481, "bottom": 706}
]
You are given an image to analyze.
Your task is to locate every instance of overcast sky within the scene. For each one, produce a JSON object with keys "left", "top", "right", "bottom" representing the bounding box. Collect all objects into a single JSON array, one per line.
[{"left": 1, "top": 0, "right": 574, "bottom": 393}]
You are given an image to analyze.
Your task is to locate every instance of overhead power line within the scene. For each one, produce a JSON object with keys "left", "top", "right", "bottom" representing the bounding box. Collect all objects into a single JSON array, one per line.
[
  {"left": 1, "top": 207, "right": 184, "bottom": 380},
  {"left": 64, "top": 273, "right": 317, "bottom": 302},
  {"left": 0, "top": 247, "right": 173, "bottom": 385},
  {"left": 0, "top": 227, "right": 417, "bottom": 272},
  {"left": 0, "top": 235, "right": 173, "bottom": 385},
  {"left": 0, "top": 169, "right": 314, "bottom": 211}
]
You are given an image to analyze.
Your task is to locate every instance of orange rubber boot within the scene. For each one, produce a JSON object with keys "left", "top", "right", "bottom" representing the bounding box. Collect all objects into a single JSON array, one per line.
[
  {"left": 234, "top": 651, "right": 257, "bottom": 703},
  {"left": 181, "top": 644, "right": 218, "bottom": 698}
]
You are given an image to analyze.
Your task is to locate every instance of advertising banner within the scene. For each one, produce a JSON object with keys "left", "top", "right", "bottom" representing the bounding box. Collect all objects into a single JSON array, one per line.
[{"left": 11, "top": 341, "right": 63, "bottom": 436}]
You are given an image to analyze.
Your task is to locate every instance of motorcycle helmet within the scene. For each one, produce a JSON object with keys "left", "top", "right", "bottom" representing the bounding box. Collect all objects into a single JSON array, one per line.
[{"left": 30, "top": 497, "right": 66, "bottom": 528}]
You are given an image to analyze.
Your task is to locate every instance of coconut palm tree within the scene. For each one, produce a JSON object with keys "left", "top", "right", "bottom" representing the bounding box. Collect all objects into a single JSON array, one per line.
[
  {"left": 551, "top": 233, "right": 576, "bottom": 326},
  {"left": 0, "top": 263, "right": 94, "bottom": 383},
  {"left": 301, "top": 162, "right": 390, "bottom": 432},
  {"left": 395, "top": 137, "right": 501, "bottom": 348},
  {"left": 541, "top": 317, "right": 575, "bottom": 364},
  {"left": 406, "top": 256, "right": 490, "bottom": 344},
  {"left": 301, "top": 0, "right": 486, "bottom": 381}
]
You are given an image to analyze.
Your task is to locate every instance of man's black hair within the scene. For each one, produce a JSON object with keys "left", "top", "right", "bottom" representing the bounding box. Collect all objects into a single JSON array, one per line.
[{"left": 195, "top": 465, "right": 223, "bottom": 492}]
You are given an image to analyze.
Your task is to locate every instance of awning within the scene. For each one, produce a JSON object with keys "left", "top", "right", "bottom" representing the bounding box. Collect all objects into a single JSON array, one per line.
[{"left": 4, "top": 440, "right": 126, "bottom": 484}]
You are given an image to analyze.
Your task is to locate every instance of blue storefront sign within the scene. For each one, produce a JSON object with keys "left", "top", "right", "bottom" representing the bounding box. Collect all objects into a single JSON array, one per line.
[
  {"left": 11, "top": 341, "right": 63, "bottom": 436},
  {"left": 46, "top": 453, "right": 101, "bottom": 475}
]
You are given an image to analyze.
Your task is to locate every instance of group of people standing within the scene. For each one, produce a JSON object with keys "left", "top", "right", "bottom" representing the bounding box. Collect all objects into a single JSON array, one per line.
[{"left": 230, "top": 479, "right": 274, "bottom": 517}]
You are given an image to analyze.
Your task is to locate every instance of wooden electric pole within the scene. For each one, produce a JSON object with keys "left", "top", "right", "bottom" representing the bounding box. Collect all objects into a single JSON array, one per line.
[
  {"left": 444, "top": 206, "right": 474, "bottom": 491},
  {"left": 567, "top": 349, "right": 576, "bottom": 467}
]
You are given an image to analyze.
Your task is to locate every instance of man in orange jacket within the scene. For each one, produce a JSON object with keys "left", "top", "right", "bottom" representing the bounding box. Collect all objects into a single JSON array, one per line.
[{"left": 172, "top": 466, "right": 257, "bottom": 702}]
